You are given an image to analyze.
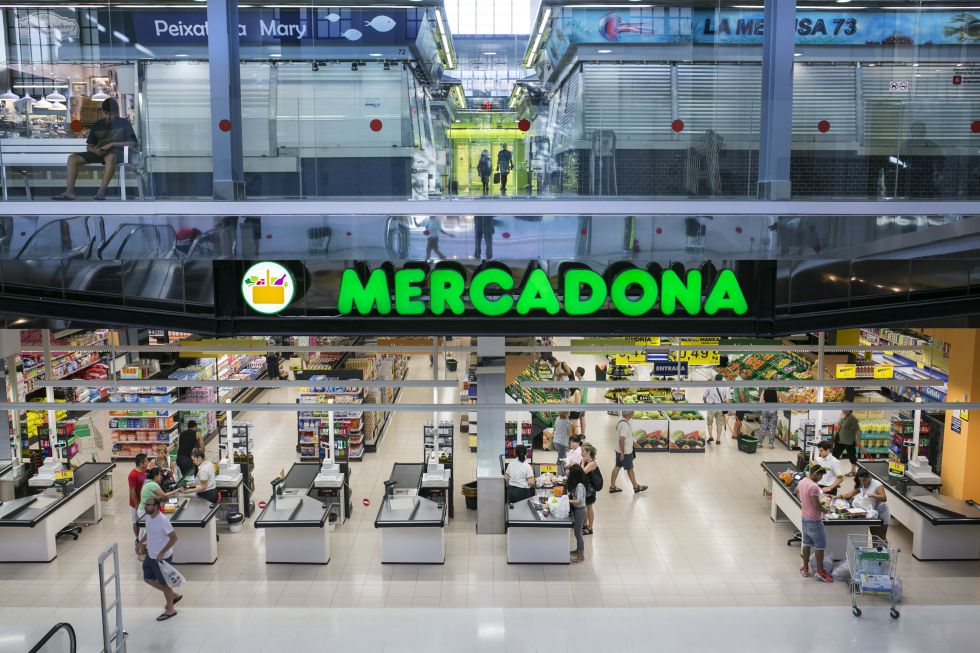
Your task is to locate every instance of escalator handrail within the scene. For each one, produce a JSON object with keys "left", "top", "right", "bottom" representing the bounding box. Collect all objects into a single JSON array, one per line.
[{"left": 27, "top": 622, "right": 76, "bottom": 653}]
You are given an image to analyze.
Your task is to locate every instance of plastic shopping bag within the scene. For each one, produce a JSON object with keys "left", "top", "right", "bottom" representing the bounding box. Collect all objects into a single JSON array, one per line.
[
  {"left": 808, "top": 552, "right": 834, "bottom": 575},
  {"left": 831, "top": 560, "right": 851, "bottom": 581},
  {"left": 158, "top": 560, "right": 185, "bottom": 589},
  {"left": 550, "top": 495, "right": 571, "bottom": 520}
]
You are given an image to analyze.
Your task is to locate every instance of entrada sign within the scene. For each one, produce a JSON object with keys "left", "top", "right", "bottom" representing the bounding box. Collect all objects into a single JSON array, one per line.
[{"left": 338, "top": 264, "right": 748, "bottom": 317}]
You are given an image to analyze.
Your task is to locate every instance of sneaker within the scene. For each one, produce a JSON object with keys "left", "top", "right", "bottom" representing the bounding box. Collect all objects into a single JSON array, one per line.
[
  {"left": 800, "top": 566, "right": 811, "bottom": 577},
  {"left": 815, "top": 571, "right": 834, "bottom": 583}
]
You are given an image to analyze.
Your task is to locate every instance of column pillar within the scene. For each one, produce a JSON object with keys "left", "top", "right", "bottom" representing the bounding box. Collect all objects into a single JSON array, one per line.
[
  {"left": 208, "top": 0, "right": 245, "bottom": 200},
  {"left": 757, "top": 0, "right": 796, "bottom": 200},
  {"left": 933, "top": 329, "right": 980, "bottom": 500},
  {"left": 475, "top": 337, "right": 505, "bottom": 534}
]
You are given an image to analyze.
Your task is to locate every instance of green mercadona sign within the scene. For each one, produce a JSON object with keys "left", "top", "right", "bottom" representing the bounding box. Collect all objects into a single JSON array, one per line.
[{"left": 338, "top": 264, "right": 748, "bottom": 317}]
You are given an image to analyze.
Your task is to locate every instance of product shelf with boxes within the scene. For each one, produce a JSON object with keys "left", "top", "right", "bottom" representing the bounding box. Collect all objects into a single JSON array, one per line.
[
  {"left": 296, "top": 370, "right": 365, "bottom": 462},
  {"left": 463, "top": 411, "right": 478, "bottom": 452},
  {"left": 505, "top": 421, "right": 533, "bottom": 461},
  {"left": 108, "top": 387, "right": 179, "bottom": 460}
]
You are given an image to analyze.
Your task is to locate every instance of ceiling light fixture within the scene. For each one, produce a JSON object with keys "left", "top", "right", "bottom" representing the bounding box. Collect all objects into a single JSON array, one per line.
[
  {"left": 598, "top": 49, "right": 612, "bottom": 54},
  {"left": 91, "top": 90, "right": 110, "bottom": 101},
  {"left": 49, "top": 101, "right": 66, "bottom": 111},
  {"left": 33, "top": 98, "right": 52, "bottom": 110},
  {"left": 0, "top": 89, "right": 18, "bottom": 100},
  {"left": 45, "top": 91, "right": 66, "bottom": 102}
]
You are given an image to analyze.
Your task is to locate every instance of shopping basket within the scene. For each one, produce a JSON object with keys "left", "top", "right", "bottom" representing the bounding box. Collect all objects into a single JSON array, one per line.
[{"left": 846, "top": 533, "right": 900, "bottom": 619}]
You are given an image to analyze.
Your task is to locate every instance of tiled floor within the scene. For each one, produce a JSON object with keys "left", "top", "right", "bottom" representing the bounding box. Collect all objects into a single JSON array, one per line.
[{"left": 2, "top": 347, "right": 980, "bottom": 651}]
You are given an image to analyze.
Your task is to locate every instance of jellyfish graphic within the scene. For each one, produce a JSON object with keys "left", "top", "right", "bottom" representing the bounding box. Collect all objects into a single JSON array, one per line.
[
  {"left": 598, "top": 13, "right": 654, "bottom": 42},
  {"left": 342, "top": 28, "right": 363, "bottom": 41},
  {"left": 365, "top": 15, "right": 396, "bottom": 33}
]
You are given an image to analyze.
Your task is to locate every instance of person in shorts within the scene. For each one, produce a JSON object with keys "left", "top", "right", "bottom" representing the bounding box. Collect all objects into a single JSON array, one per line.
[
  {"left": 704, "top": 375, "right": 730, "bottom": 444},
  {"left": 127, "top": 453, "right": 148, "bottom": 543},
  {"left": 608, "top": 411, "right": 647, "bottom": 494},
  {"left": 53, "top": 98, "right": 137, "bottom": 201},
  {"left": 139, "top": 497, "right": 181, "bottom": 621},
  {"left": 797, "top": 465, "right": 833, "bottom": 583}
]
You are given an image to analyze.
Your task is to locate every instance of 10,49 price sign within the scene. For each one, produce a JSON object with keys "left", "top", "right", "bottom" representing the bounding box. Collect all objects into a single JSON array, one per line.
[{"left": 668, "top": 349, "right": 720, "bottom": 365}]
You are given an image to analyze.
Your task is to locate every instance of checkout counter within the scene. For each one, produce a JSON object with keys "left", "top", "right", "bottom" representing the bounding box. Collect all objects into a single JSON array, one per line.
[
  {"left": 214, "top": 458, "right": 245, "bottom": 522},
  {"left": 0, "top": 462, "right": 115, "bottom": 562},
  {"left": 0, "top": 461, "right": 14, "bottom": 501},
  {"left": 762, "top": 461, "right": 882, "bottom": 558},
  {"left": 506, "top": 461, "right": 573, "bottom": 564},
  {"left": 254, "top": 463, "right": 331, "bottom": 564},
  {"left": 860, "top": 461, "right": 980, "bottom": 560},
  {"left": 374, "top": 463, "right": 447, "bottom": 564},
  {"left": 139, "top": 496, "right": 219, "bottom": 564}
]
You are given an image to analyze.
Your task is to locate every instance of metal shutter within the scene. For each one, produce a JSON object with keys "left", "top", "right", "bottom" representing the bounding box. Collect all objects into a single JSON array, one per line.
[
  {"left": 550, "top": 70, "right": 579, "bottom": 152},
  {"left": 792, "top": 64, "right": 856, "bottom": 142},
  {"left": 582, "top": 63, "right": 672, "bottom": 137},
  {"left": 676, "top": 64, "right": 762, "bottom": 138},
  {"left": 861, "top": 63, "right": 980, "bottom": 146}
]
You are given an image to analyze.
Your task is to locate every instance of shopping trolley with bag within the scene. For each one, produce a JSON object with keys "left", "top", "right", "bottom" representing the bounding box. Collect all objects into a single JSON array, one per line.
[{"left": 846, "top": 533, "right": 900, "bottom": 619}]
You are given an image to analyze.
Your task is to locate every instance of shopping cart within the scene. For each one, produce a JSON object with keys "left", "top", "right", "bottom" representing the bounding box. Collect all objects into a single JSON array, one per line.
[{"left": 846, "top": 533, "right": 900, "bottom": 619}]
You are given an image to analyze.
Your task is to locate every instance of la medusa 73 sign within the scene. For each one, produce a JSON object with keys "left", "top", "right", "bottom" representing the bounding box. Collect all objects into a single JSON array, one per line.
[{"left": 334, "top": 263, "right": 748, "bottom": 318}]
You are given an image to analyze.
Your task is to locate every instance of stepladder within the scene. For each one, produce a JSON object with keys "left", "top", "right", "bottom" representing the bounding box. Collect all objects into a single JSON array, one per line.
[{"left": 98, "top": 544, "right": 127, "bottom": 652}]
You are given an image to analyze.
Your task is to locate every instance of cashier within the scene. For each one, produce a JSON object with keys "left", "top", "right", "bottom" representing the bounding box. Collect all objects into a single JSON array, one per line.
[
  {"left": 182, "top": 448, "right": 219, "bottom": 504},
  {"left": 812, "top": 441, "right": 845, "bottom": 495},
  {"left": 504, "top": 445, "right": 535, "bottom": 503},
  {"left": 839, "top": 469, "right": 890, "bottom": 541}
]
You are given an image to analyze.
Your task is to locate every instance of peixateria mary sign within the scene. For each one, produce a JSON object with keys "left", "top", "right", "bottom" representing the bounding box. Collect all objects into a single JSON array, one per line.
[{"left": 337, "top": 264, "right": 748, "bottom": 318}]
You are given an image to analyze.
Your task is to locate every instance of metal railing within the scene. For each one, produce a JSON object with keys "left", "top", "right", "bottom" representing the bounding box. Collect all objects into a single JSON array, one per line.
[{"left": 27, "top": 623, "right": 76, "bottom": 653}]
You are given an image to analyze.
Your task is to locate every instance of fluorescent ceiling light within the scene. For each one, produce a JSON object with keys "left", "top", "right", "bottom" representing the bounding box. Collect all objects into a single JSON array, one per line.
[
  {"left": 270, "top": 53, "right": 281, "bottom": 58},
  {"left": 598, "top": 49, "right": 612, "bottom": 54},
  {"left": 483, "top": 52, "right": 497, "bottom": 56},
  {"left": 794, "top": 52, "right": 803, "bottom": 57},
  {"left": 370, "top": 53, "right": 383, "bottom": 57}
]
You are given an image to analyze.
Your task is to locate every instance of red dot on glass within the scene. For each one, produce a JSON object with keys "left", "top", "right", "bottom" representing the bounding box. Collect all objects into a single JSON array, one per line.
[
  {"left": 423, "top": 229, "right": 430, "bottom": 236},
  {"left": 70, "top": 120, "right": 83, "bottom": 133},
  {"left": 671, "top": 119, "right": 684, "bottom": 133},
  {"left": 370, "top": 119, "right": 382, "bottom": 132},
  {"left": 265, "top": 234, "right": 272, "bottom": 239},
  {"left": 502, "top": 232, "right": 511, "bottom": 239},
  {"left": 20, "top": 231, "right": 26, "bottom": 237},
  {"left": 656, "top": 228, "right": 663, "bottom": 235},
  {"left": 580, "top": 228, "right": 588, "bottom": 236},
  {"left": 218, "top": 119, "right": 232, "bottom": 132},
  {"left": 518, "top": 118, "right": 531, "bottom": 132},
  {"left": 953, "top": 75, "right": 963, "bottom": 85},
  {"left": 971, "top": 120, "right": 980, "bottom": 134},
  {"left": 817, "top": 120, "right": 830, "bottom": 133},
  {"left": 362, "top": 498, "right": 370, "bottom": 507},
  {"left": 346, "top": 231, "right": 352, "bottom": 237},
  {"left": 735, "top": 226, "right": 743, "bottom": 234}
]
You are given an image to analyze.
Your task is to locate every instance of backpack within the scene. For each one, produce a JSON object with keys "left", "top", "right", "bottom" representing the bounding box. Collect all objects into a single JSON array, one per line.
[{"left": 588, "top": 467, "right": 604, "bottom": 492}]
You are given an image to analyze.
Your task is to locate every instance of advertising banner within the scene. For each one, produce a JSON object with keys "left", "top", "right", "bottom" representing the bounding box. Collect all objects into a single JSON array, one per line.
[
  {"left": 5, "top": 6, "right": 426, "bottom": 62},
  {"left": 544, "top": 6, "right": 980, "bottom": 64}
]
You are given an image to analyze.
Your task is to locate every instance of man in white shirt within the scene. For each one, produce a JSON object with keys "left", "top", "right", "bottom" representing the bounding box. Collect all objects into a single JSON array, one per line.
[
  {"left": 609, "top": 411, "right": 648, "bottom": 494},
  {"left": 139, "top": 497, "right": 180, "bottom": 622},
  {"left": 704, "top": 376, "right": 731, "bottom": 444},
  {"left": 812, "top": 440, "right": 845, "bottom": 494}
]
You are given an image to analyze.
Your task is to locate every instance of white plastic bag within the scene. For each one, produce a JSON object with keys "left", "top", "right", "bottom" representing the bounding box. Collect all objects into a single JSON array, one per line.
[
  {"left": 892, "top": 576, "right": 903, "bottom": 602},
  {"left": 158, "top": 560, "right": 185, "bottom": 589},
  {"left": 808, "top": 552, "right": 834, "bottom": 574},
  {"left": 853, "top": 494, "right": 876, "bottom": 513},
  {"left": 832, "top": 560, "right": 851, "bottom": 581},
  {"left": 550, "top": 495, "right": 570, "bottom": 519}
]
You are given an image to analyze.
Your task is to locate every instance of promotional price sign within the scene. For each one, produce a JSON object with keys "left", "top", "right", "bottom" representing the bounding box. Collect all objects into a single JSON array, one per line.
[
  {"left": 888, "top": 431, "right": 906, "bottom": 477},
  {"left": 836, "top": 364, "right": 856, "bottom": 379},
  {"left": 669, "top": 349, "right": 720, "bottom": 365},
  {"left": 873, "top": 364, "right": 894, "bottom": 379}
]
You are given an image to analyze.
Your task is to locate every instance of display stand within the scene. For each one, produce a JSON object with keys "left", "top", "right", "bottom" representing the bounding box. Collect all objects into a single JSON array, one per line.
[
  {"left": 230, "top": 423, "right": 256, "bottom": 517},
  {"left": 296, "top": 371, "right": 365, "bottom": 462},
  {"left": 108, "top": 388, "right": 178, "bottom": 461},
  {"left": 423, "top": 422, "right": 454, "bottom": 519}
]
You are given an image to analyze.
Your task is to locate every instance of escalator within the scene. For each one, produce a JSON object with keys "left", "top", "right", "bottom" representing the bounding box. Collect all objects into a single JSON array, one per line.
[{"left": 28, "top": 623, "right": 76, "bottom": 653}]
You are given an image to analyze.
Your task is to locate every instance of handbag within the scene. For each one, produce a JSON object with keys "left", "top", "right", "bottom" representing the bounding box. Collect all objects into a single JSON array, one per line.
[{"left": 493, "top": 172, "right": 501, "bottom": 184}]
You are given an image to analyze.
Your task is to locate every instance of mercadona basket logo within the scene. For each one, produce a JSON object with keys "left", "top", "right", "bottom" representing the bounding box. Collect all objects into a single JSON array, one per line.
[{"left": 241, "top": 262, "right": 295, "bottom": 314}]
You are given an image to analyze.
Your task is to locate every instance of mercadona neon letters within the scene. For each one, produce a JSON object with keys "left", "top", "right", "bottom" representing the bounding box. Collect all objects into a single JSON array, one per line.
[{"left": 337, "top": 265, "right": 748, "bottom": 317}]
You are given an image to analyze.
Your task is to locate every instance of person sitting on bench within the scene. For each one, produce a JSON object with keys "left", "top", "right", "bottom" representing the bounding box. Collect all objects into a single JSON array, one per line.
[{"left": 53, "top": 98, "right": 137, "bottom": 201}]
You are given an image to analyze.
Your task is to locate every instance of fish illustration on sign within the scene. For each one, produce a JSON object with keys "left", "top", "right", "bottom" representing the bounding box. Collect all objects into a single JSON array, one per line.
[
  {"left": 598, "top": 13, "right": 654, "bottom": 42},
  {"left": 944, "top": 14, "right": 980, "bottom": 42},
  {"left": 365, "top": 15, "right": 396, "bottom": 32},
  {"left": 325, "top": 13, "right": 340, "bottom": 23},
  {"left": 342, "top": 28, "right": 363, "bottom": 41}
]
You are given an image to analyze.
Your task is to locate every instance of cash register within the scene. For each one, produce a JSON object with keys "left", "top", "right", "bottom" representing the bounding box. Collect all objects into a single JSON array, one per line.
[{"left": 28, "top": 458, "right": 63, "bottom": 488}]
